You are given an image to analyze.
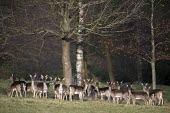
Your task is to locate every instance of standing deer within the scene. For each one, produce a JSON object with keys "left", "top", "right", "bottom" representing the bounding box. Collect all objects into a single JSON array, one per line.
[
  {"left": 9, "top": 74, "right": 27, "bottom": 97},
  {"left": 86, "top": 79, "right": 97, "bottom": 99},
  {"left": 50, "top": 77, "right": 67, "bottom": 100},
  {"left": 8, "top": 83, "right": 26, "bottom": 97},
  {"left": 69, "top": 80, "right": 88, "bottom": 101},
  {"left": 141, "top": 83, "right": 163, "bottom": 105},
  {"left": 58, "top": 77, "right": 68, "bottom": 100},
  {"left": 30, "top": 74, "right": 45, "bottom": 98},
  {"left": 94, "top": 82, "right": 110, "bottom": 101},
  {"left": 127, "top": 85, "right": 148, "bottom": 105},
  {"left": 50, "top": 77, "right": 60, "bottom": 99},
  {"left": 41, "top": 75, "right": 48, "bottom": 98},
  {"left": 109, "top": 82, "right": 129, "bottom": 104}
]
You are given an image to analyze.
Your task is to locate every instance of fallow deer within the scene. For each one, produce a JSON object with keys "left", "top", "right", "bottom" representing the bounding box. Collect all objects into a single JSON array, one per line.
[
  {"left": 141, "top": 83, "right": 163, "bottom": 105},
  {"left": 127, "top": 85, "right": 148, "bottom": 105},
  {"left": 86, "top": 79, "right": 97, "bottom": 99},
  {"left": 109, "top": 83, "right": 129, "bottom": 104},
  {"left": 8, "top": 83, "right": 26, "bottom": 97},
  {"left": 30, "top": 74, "right": 45, "bottom": 98},
  {"left": 9, "top": 74, "right": 27, "bottom": 97},
  {"left": 50, "top": 77, "right": 60, "bottom": 99},
  {"left": 58, "top": 77, "right": 68, "bottom": 100},
  {"left": 94, "top": 82, "right": 110, "bottom": 101},
  {"left": 69, "top": 80, "right": 88, "bottom": 101},
  {"left": 41, "top": 75, "right": 48, "bottom": 98}
]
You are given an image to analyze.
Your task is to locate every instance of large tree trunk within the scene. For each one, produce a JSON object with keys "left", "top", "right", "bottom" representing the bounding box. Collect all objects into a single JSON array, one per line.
[
  {"left": 151, "top": 0, "right": 156, "bottom": 89},
  {"left": 61, "top": 1, "right": 72, "bottom": 86},
  {"left": 62, "top": 40, "right": 72, "bottom": 86},
  {"left": 105, "top": 45, "right": 115, "bottom": 82},
  {"left": 75, "top": 1, "right": 84, "bottom": 86}
]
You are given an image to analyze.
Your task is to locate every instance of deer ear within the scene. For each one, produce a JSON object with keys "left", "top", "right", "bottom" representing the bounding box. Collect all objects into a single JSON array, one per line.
[
  {"left": 145, "top": 83, "right": 148, "bottom": 86},
  {"left": 12, "top": 74, "right": 14, "bottom": 77},
  {"left": 45, "top": 75, "right": 48, "bottom": 79},
  {"left": 55, "top": 77, "right": 57, "bottom": 81},
  {"left": 131, "top": 85, "right": 132, "bottom": 88},
  {"left": 58, "top": 77, "right": 60, "bottom": 80},
  {"left": 121, "top": 81, "right": 123, "bottom": 84},
  {"left": 148, "top": 87, "right": 151, "bottom": 89},
  {"left": 63, "top": 78, "right": 65, "bottom": 81},
  {"left": 141, "top": 83, "right": 144, "bottom": 86},
  {"left": 83, "top": 79, "right": 86, "bottom": 83},
  {"left": 50, "top": 77, "right": 52, "bottom": 81},
  {"left": 30, "top": 75, "right": 32, "bottom": 78},
  {"left": 41, "top": 75, "right": 44, "bottom": 79},
  {"left": 34, "top": 75, "right": 37, "bottom": 78}
]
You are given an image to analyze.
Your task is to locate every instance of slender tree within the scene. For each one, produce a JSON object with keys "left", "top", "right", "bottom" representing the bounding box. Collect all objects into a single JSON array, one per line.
[
  {"left": 116, "top": 0, "right": 170, "bottom": 88},
  {"left": 150, "top": 0, "right": 156, "bottom": 89},
  {"left": 75, "top": 1, "right": 84, "bottom": 86}
]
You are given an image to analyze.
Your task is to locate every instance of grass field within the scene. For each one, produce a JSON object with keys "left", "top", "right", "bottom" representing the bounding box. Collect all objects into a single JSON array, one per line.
[{"left": 0, "top": 80, "right": 170, "bottom": 113}]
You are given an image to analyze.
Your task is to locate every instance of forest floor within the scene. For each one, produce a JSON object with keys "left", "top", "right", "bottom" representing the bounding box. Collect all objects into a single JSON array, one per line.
[{"left": 0, "top": 80, "right": 170, "bottom": 113}]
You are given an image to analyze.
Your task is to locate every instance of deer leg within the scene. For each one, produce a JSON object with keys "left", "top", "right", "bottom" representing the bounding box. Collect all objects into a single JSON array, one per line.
[
  {"left": 161, "top": 98, "right": 163, "bottom": 105},
  {"left": 39, "top": 92, "right": 42, "bottom": 98},
  {"left": 24, "top": 91, "right": 26, "bottom": 97},
  {"left": 79, "top": 93, "right": 83, "bottom": 102},
  {"left": 127, "top": 97, "right": 130, "bottom": 104},
  {"left": 95, "top": 93, "right": 97, "bottom": 100},
  {"left": 42, "top": 92, "right": 44, "bottom": 98},
  {"left": 101, "top": 94, "right": 104, "bottom": 101},
  {"left": 112, "top": 97, "right": 116, "bottom": 103},
  {"left": 19, "top": 91, "right": 22, "bottom": 97},
  {"left": 33, "top": 90, "right": 36, "bottom": 98},
  {"left": 132, "top": 99, "right": 136, "bottom": 105},
  {"left": 46, "top": 92, "right": 48, "bottom": 98},
  {"left": 11, "top": 90, "right": 14, "bottom": 97},
  {"left": 108, "top": 95, "right": 110, "bottom": 102},
  {"left": 16, "top": 90, "right": 18, "bottom": 97},
  {"left": 55, "top": 93, "right": 57, "bottom": 99},
  {"left": 36, "top": 91, "right": 38, "bottom": 98},
  {"left": 69, "top": 94, "right": 73, "bottom": 101},
  {"left": 117, "top": 97, "right": 119, "bottom": 104}
]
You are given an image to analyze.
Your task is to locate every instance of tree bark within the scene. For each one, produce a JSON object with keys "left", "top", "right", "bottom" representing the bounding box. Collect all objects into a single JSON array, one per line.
[
  {"left": 62, "top": 40, "right": 72, "bottom": 86},
  {"left": 75, "top": 1, "right": 84, "bottom": 86},
  {"left": 61, "top": 0, "right": 72, "bottom": 86},
  {"left": 105, "top": 45, "right": 115, "bottom": 82},
  {"left": 151, "top": 0, "right": 156, "bottom": 89}
]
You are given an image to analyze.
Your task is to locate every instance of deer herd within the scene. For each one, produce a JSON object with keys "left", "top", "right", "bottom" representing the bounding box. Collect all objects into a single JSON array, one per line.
[{"left": 7, "top": 74, "right": 163, "bottom": 106}]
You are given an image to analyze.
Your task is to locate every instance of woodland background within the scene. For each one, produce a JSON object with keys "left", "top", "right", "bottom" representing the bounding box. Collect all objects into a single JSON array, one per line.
[{"left": 0, "top": 0, "right": 169, "bottom": 86}]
